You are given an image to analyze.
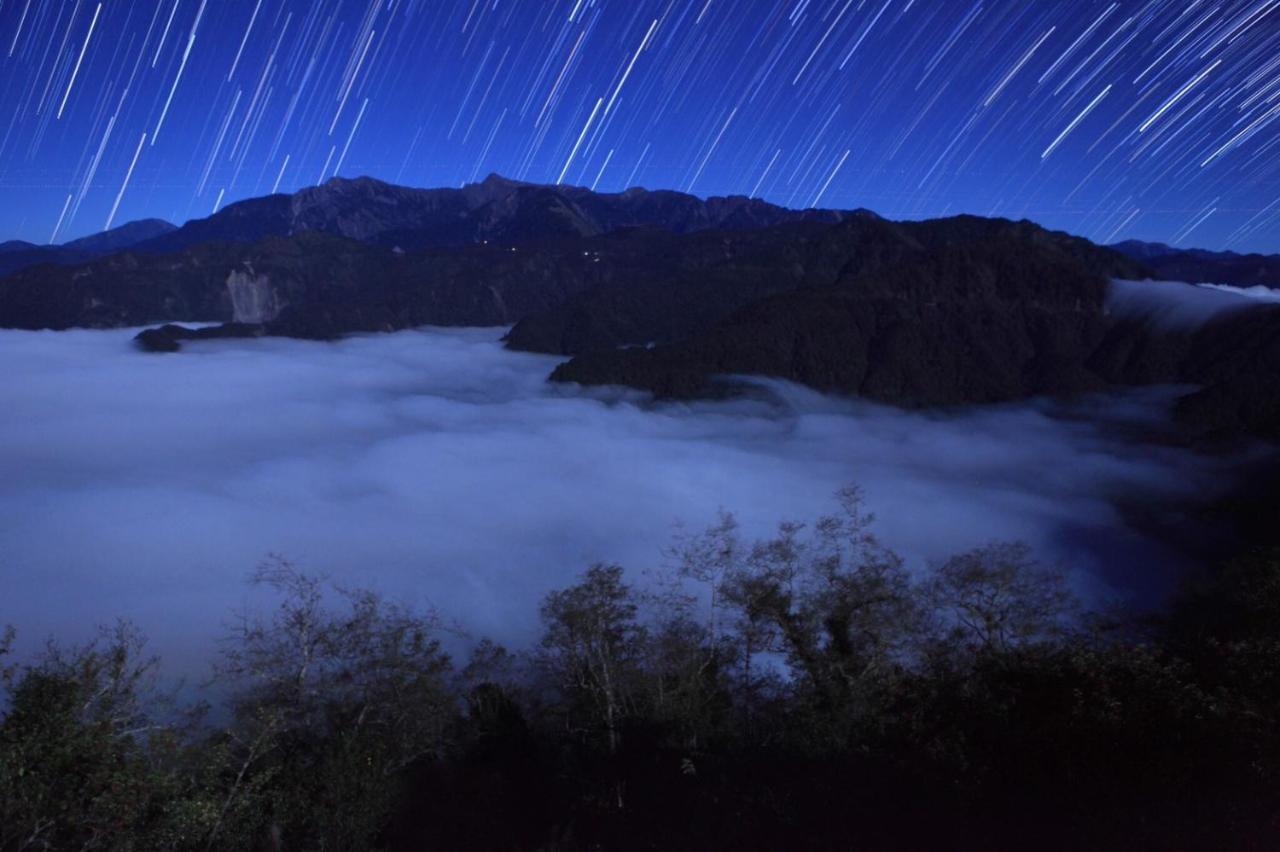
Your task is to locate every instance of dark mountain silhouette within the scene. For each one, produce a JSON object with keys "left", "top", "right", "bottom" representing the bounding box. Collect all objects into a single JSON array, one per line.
[
  {"left": 508, "top": 215, "right": 1145, "bottom": 356},
  {"left": 1112, "top": 239, "right": 1280, "bottom": 289},
  {"left": 127, "top": 173, "right": 856, "bottom": 256},
  {"left": 0, "top": 218, "right": 176, "bottom": 278},
  {"left": 522, "top": 217, "right": 1280, "bottom": 441}
]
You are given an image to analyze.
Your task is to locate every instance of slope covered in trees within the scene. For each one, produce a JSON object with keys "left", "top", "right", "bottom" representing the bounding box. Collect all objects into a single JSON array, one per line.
[{"left": 3, "top": 490, "right": 1278, "bottom": 850}]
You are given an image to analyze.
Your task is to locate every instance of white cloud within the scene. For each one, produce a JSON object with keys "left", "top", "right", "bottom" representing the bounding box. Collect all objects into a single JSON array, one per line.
[
  {"left": 1195, "top": 283, "right": 1280, "bottom": 304},
  {"left": 1108, "top": 278, "right": 1277, "bottom": 330}
]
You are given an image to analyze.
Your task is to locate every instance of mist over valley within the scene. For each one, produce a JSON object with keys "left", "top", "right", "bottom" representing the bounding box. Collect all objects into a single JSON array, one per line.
[{"left": 3, "top": 323, "right": 1244, "bottom": 673}]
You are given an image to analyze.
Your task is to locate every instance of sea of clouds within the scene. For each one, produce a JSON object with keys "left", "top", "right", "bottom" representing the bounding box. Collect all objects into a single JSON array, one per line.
[{"left": 0, "top": 325, "right": 1242, "bottom": 672}]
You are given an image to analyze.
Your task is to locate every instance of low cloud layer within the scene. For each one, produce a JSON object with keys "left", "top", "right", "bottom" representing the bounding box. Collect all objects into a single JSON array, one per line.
[
  {"left": 1196, "top": 283, "right": 1280, "bottom": 304},
  {"left": 1108, "top": 278, "right": 1279, "bottom": 330},
  {"left": 0, "top": 327, "right": 1239, "bottom": 671}
]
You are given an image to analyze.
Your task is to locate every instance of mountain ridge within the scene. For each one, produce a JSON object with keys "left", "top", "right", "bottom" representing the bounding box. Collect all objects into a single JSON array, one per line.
[
  {"left": 0, "top": 177, "right": 1266, "bottom": 283},
  {"left": 125, "top": 173, "right": 864, "bottom": 257}
]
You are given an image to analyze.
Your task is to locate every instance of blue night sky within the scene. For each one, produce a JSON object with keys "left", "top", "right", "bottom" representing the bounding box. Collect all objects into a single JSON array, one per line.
[{"left": 0, "top": 0, "right": 1277, "bottom": 252}]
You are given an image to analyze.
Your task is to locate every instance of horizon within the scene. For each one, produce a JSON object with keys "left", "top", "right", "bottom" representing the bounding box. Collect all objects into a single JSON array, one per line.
[
  {"left": 3, "top": 170, "right": 1275, "bottom": 258},
  {"left": 1, "top": 1, "right": 1277, "bottom": 255}
]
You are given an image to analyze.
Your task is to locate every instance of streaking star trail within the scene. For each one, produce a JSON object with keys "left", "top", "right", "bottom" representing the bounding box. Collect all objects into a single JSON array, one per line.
[{"left": 0, "top": 0, "right": 1277, "bottom": 251}]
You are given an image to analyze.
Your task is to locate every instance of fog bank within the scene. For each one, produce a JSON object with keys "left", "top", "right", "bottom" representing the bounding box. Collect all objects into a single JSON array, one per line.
[
  {"left": 1196, "top": 283, "right": 1280, "bottom": 303},
  {"left": 0, "top": 327, "right": 1238, "bottom": 670},
  {"left": 1107, "top": 278, "right": 1273, "bottom": 329}
]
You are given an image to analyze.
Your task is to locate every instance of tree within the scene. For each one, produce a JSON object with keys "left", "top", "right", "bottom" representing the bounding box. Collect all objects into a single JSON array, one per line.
[
  {"left": 538, "top": 564, "right": 645, "bottom": 759},
  {"left": 205, "top": 557, "right": 455, "bottom": 850},
  {"left": 927, "top": 541, "right": 1077, "bottom": 656},
  {"left": 0, "top": 622, "right": 183, "bottom": 851},
  {"left": 706, "top": 487, "right": 923, "bottom": 744}
]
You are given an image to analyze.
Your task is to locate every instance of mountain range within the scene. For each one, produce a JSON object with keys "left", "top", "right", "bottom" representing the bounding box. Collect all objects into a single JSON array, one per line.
[
  {"left": 2, "top": 175, "right": 1278, "bottom": 443},
  {"left": 127, "top": 173, "right": 857, "bottom": 255},
  {"left": 0, "top": 219, "right": 177, "bottom": 278},
  {"left": 1111, "top": 239, "right": 1280, "bottom": 289}
]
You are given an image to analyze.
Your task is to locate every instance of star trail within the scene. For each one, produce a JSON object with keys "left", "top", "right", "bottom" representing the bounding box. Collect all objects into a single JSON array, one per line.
[{"left": 0, "top": 0, "right": 1277, "bottom": 251}]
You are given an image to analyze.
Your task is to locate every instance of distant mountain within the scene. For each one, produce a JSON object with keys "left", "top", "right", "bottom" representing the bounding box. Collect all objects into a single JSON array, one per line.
[
  {"left": 0, "top": 240, "right": 40, "bottom": 255},
  {"left": 63, "top": 218, "right": 176, "bottom": 254},
  {"left": 0, "top": 173, "right": 881, "bottom": 340},
  {"left": 4, "top": 175, "right": 1280, "bottom": 443},
  {"left": 127, "top": 173, "right": 859, "bottom": 256},
  {"left": 0, "top": 219, "right": 177, "bottom": 278},
  {"left": 1112, "top": 240, "right": 1280, "bottom": 289},
  {"left": 1109, "top": 240, "right": 1183, "bottom": 260}
]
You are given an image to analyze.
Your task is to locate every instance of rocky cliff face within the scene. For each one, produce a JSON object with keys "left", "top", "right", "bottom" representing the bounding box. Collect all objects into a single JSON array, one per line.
[{"left": 227, "top": 268, "right": 284, "bottom": 324}]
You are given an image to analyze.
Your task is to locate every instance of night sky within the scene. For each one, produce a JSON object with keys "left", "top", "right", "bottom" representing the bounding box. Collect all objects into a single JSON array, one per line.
[{"left": 0, "top": 0, "right": 1277, "bottom": 252}]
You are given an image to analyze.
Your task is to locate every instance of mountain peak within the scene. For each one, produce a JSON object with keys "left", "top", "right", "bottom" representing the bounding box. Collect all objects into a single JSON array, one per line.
[
  {"left": 479, "top": 172, "right": 524, "bottom": 188},
  {"left": 318, "top": 175, "right": 390, "bottom": 192}
]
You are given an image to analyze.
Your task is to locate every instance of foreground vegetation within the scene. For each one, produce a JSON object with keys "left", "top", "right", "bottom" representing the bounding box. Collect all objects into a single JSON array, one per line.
[{"left": 3, "top": 489, "right": 1278, "bottom": 850}]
